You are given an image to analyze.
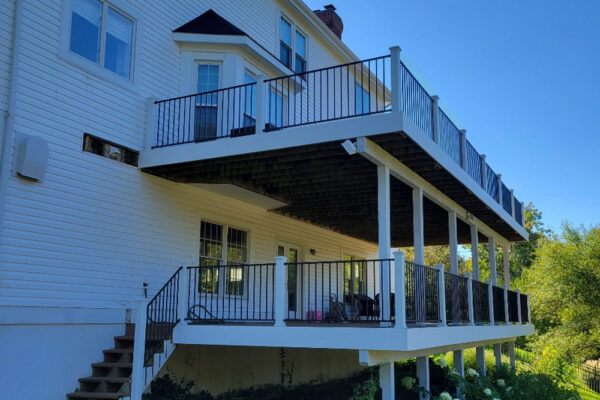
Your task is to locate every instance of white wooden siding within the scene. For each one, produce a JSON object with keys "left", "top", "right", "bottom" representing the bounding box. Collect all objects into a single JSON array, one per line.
[{"left": 0, "top": 0, "right": 15, "bottom": 112}]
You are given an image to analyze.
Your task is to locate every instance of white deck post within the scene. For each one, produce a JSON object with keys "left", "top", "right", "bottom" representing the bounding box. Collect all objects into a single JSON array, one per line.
[
  {"left": 453, "top": 350, "right": 465, "bottom": 376},
  {"left": 448, "top": 211, "right": 458, "bottom": 275},
  {"left": 494, "top": 343, "right": 502, "bottom": 368},
  {"left": 390, "top": 46, "right": 402, "bottom": 114},
  {"left": 489, "top": 237, "right": 497, "bottom": 285},
  {"left": 435, "top": 264, "right": 446, "bottom": 326},
  {"left": 497, "top": 174, "right": 503, "bottom": 204},
  {"left": 516, "top": 289, "right": 522, "bottom": 324},
  {"left": 527, "top": 293, "right": 532, "bottom": 323},
  {"left": 274, "top": 256, "right": 288, "bottom": 327},
  {"left": 480, "top": 154, "right": 487, "bottom": 189},
  {"left": 460, "top": 129, "right": 467, "bottom": 170},
  {"left": 470, "top": 225, "right": 480, "bottom": 281},
  {"left": 520, "top": 201, "right": 526, "bottom": 224},
  {"left": 476, "top": 347, "right": 486, "bottom": 376},
  {"left": 486, "top": 279, "right": 495, "bottom": 324},
  {"left": 131, "top": 299, "right": 148, "bottom": 400},
  {"left": 507, "top": 341, "right": 516, "bottom": 369},
  {"left": 255, "top": 75, "right": 267, "bottom": 134},
  {"left": 394, "top": 251, "right": 407, "bottom": 329},
  {"left": 416, "top": 356, "right": 430, "bottom": 399},
  {"left": 177, "top": 265, "right": 189, "bottom": 322},
  {"left": 465, "top": 272, "right": 474, "bottom": 326},
  {"left": 413, "top": 187, "right": 426, "bottom": 325},
  {"left": 503, "top": 244, "right": 510, "bottom": 289},
  {"left": 432, "top": 95, "right": 440, "bottom": 143},
  {"left": 379, "top": 361, "right": 395, "bottom": 400},
  {"left": 504, "top": 286, "right": 509, "bottom": 324},
  {"left": 510, "top": 189, "right": 516, "bottom": 218},
  {"left": 378, "top": 165, "right": 392, "bottom": 326},
  {"left": 145, "top": 97, "right": 157, "bottom": 150}
]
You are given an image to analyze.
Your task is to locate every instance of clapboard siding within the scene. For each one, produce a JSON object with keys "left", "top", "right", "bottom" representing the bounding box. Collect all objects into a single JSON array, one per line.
[{"left": 0, "top": 0, "right": 366, "bottom": 314}]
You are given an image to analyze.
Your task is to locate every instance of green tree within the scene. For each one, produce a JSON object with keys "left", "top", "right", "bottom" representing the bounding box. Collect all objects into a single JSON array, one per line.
[{"left": 523, "top": 224, "right": 600, "bottom": 370}]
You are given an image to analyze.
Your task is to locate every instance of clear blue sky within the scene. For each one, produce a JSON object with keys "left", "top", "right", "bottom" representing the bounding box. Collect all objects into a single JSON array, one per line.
[{"left": 305, "top": 0, "right": 600, "bottom": 232}]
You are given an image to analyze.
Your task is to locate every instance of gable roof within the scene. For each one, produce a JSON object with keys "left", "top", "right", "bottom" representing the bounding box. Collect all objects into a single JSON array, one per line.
[{"left": 173, "top": 9, "right": 247, "bottom": 36}]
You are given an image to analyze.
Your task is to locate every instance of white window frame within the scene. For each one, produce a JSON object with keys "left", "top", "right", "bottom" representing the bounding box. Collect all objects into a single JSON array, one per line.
[
  {"left": 198, "top": 219, "right": 250, "bottom": 298},
  {"left": 278, "top": 13, "right": 309, "bottom": 73},
  {"left": 59, "top": 0, "right": 141, "bottom": 90}
]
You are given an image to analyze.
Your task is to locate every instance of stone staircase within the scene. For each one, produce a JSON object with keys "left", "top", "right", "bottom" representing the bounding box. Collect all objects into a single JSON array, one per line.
[{"left": 66, "top": 324, "right": 175, "bottom": 400}]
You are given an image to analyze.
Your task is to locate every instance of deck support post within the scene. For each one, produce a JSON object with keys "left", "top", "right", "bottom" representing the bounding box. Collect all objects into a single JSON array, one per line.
[
  {"left": 476, "top": 347, "right": 487, "bottom": 377},
  {"left": 274, "top": 256, "right": 288, "bottom": 327},
  {"left": 378, "top": 165, "right": 392, "bottom": 325},
  {"left": 436, "top": 264, "right": 447, "bottom": 326},
  {"left": 255, "top": 75, "right": 267, "bottom": 134},
  {"left": 465, "top": 272, "right": 475, "bottom": 325},
  {"left": 131, "top": 299, "right": 148, "bottom": 400},
  {"left": 177, "top": 265, "right": 189, "bottom": 322},
  {"left": 497, "top": 174, "right": 503, "bottom": 204},
  {"left": 145, "top": 97, "right": 157, "bottom": 150},
  {"left": 520, "top": 201, "right": 526, "bottom": 225},
  {"left": 510, "top": 189, "right": 516, "bottom": 218},
  {"left": 494, "top": 343, "right": 502, "bottom": 368},
  {"left": 470, "top": 225, "right": 479, "bottom": 281},
  {"left": 432, "top": 95, "right": 440, "bottom": 143},
  {"left": 389, "top": 46, "right": 402, "bottom": 114},
  {"left": 394, "top": 251, "right": 407, "bottom": 329},
  {"left": 454, "top": 349, "right": 465, "bottom": 377},
  {"left": 487, "top": 279, "right": 495, "bottom": 324},
  {"left": 516, "top": 289, "right": 522, "bottom": 324},
  {"left": 480, "top": 154, "right": 487, "bottom": 189},
  {"left": 489, "top": 237, "right": 497, "bottom": 285},
  {"left": 416, "top": 356, "right": 430, "bottom": 399},
  {"left": 379, "top": 361, "right": 395, "bottom": 400},
  {"left": 460, "top": 129, "right": 467, "bottom": 169},
  {"left": 507, "top": 341, "right": 516, "bottom": 369},
  {"left": 449, "top": 211, "right": 458, "bottom": 275},
  {"left": 413, "top": 187, "right": 426, "bottom": 325}
]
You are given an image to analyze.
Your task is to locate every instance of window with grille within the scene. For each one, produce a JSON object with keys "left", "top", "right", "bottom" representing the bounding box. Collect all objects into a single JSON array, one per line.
[
  {"left": 343, "top": 255, "right": 366, "bottom": 298},
  {"left": 199, "top": 221, "right": 248, "bottom": 295}
]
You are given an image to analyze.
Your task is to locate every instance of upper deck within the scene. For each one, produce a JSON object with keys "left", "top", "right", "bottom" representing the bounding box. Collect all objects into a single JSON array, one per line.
[{"left": 139, "top": 49, "right": 527, "bottom": 246}]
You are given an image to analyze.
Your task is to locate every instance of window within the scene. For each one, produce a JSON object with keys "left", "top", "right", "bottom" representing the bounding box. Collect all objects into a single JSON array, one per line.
[
  {"left": 279, "top": 16, "right": 308, "bottom": 73},
  {"left": 280, "top": 18, "right": 292, "bottom": 68},
  {"left": 344, "top": 255, "right": 366, "bottom": 298},
  {"left": 199, "top": 221, "right": 248, "bottom": 296},
  {"left": 355, "top": 82, "right": 371, "bottom": 115},
  {"left": 294, "top": 31, "right": 306, "bottom": 74},
  {"left": 82, "top": 133, "right": 138, "bottom": 166},
  {"left": 68, "top": 0, "right": 135, "bottom": 79},
  {"left": 195, "top": 64, "right": 220, "bottom": 141}
]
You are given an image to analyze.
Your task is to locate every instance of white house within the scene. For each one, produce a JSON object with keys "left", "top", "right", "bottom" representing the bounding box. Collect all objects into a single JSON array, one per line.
[{"left": 0, "top": 1, "right": 533, "bottom": 399}]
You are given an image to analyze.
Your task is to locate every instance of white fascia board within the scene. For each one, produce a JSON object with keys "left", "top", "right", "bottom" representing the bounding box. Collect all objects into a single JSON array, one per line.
[
  {"left": 357, "top": 137, "right": 516, "bottom": 246},
  {"left": 172, "top": 32, "right": 292, "bottom": 77},
  {"left": 399, "top": 114, "right": 529, "bottom": 241},
  {"left": 139, "top": 112, "right": 403, "bottom": 168}
]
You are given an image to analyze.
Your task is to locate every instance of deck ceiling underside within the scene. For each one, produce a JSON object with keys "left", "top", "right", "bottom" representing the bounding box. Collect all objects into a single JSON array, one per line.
[{"left": 143, "top": 132, "right": 522, "bottom": 246}]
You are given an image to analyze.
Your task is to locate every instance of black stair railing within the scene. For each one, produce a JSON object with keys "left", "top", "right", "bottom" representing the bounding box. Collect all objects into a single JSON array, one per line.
[{"left": 145, "top": 267, "right": 182, "bottom": 363}]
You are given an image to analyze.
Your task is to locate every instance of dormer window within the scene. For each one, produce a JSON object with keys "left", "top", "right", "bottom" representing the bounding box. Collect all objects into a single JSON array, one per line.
[{"left": 280, "top": 16, "right": 308, "bottom": 74}]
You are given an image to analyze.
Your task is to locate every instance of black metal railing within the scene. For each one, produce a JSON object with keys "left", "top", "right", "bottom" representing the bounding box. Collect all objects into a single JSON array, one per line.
[
  {"left": 285, "top": 259, "right": 393, "bottom": 323},
  {"left": 438, "top": 108, "right": 461, "bottom": 164},
  {"left": 153, "top": 82, "right": 257, "bottom": 147},
  {"left": 514, "top": 197, "right": 523, "bottom": 225},
  {"left": 145, "top": 267, "right": 182, "bottom": 363},
  {"left": 486, "top": 164, "right": 499, "bottom": 202},
  {"left": 472, "top": 280, "right": 490, "bottom": 324},
  {"left": 445, "top": 272, "right": 469, "bottom": 324},
  {"left": 186, "top": 264, "right": 275, "bottom": 322},
  {"left": 405, "top": 261, "right": 439, "bottom": 324},
  {"left": 265, "top": 55, "right": 391, "bottom": 131},
  {"left": 507, "top": 289, "right": 519, "bottom": 323},
  {"left": 520, "top": 293, "right": 529, "bottom": 323},
  {"left": 493, "top": 286, "right": 506, "bottom": 324},
  {"left": 399, "top": 61, "right": 433, "bottom": 139},
  {"left": 465, "top": 140, "right": 482, "bottom": 186},
  {"left": 502, "top": 183, "right": 512, "bottom": 215}
]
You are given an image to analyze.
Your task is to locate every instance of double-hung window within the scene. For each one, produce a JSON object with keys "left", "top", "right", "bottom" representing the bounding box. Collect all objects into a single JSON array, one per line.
[
  {"left": 199, "top": 221, "right": 248, "bottom": 296},
  {"left": 68, "top": 0, "right": 135, "bottom": 79},
  {"left": 279, "top": 17, "right": 308, "bottom": 74}
]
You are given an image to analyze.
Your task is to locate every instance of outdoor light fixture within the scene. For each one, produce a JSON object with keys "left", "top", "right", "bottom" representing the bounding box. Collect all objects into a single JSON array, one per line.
[
  {"left": 341, "top": 139, "right": 357, "bottom": 155},
  {"left": 310, "top": 248, "right": 317, "bottom": 255}
]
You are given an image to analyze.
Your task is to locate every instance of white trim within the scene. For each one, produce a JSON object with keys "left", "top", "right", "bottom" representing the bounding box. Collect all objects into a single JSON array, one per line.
[{"left": 58, "top": 0, "right": 142, "bottom": 92}]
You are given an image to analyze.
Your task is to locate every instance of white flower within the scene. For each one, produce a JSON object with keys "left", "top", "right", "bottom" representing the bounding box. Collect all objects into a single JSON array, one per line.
[
  {"left": 439, "top": 392, "right": 452, "bottom": 400},
  {"left": 493, "top": 398, "right": 500, "bottom": 400},
  {"left": 438, "top": 358, "right": 448, "bottom": 367},
  {"left": 496, "top": 379, "right": 505, "bottom": 387},
  {"left": 401, "top": 376, "right": 415, "bottom": 390},
  {"left": 483, "top": 388, "right": 492, "bottom": 396},
  {"left": 466, "top": 368, "right": 479, "bottom": 377},
  {"left": 450, "top": 370, "right": 461, "bottom": 377}
]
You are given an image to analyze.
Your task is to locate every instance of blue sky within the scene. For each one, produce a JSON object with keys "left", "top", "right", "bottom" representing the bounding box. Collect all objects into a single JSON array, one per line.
[{"left": 305, "top": 0, "right": 600, "bottom": 232}]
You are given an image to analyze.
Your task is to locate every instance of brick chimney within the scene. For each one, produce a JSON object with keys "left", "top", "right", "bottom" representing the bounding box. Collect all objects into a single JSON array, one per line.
[{"left": 314, "top": 4, "right": 343, "bottom": 39}]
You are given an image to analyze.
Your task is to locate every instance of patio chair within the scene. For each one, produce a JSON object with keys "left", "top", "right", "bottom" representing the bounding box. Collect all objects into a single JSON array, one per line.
[{"left": 326, "top": 294, "right": 348, "bottom": 323}]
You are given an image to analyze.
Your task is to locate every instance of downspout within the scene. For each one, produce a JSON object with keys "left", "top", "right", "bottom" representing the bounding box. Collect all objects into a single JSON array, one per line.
[{"left": 0, "top": 0, "right": 23, "bottom": 232}]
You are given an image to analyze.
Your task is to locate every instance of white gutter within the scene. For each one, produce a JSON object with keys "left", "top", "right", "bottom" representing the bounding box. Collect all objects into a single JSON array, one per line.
[{"left": 0, "top": 0, "right": 23, "bottom": 231}]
